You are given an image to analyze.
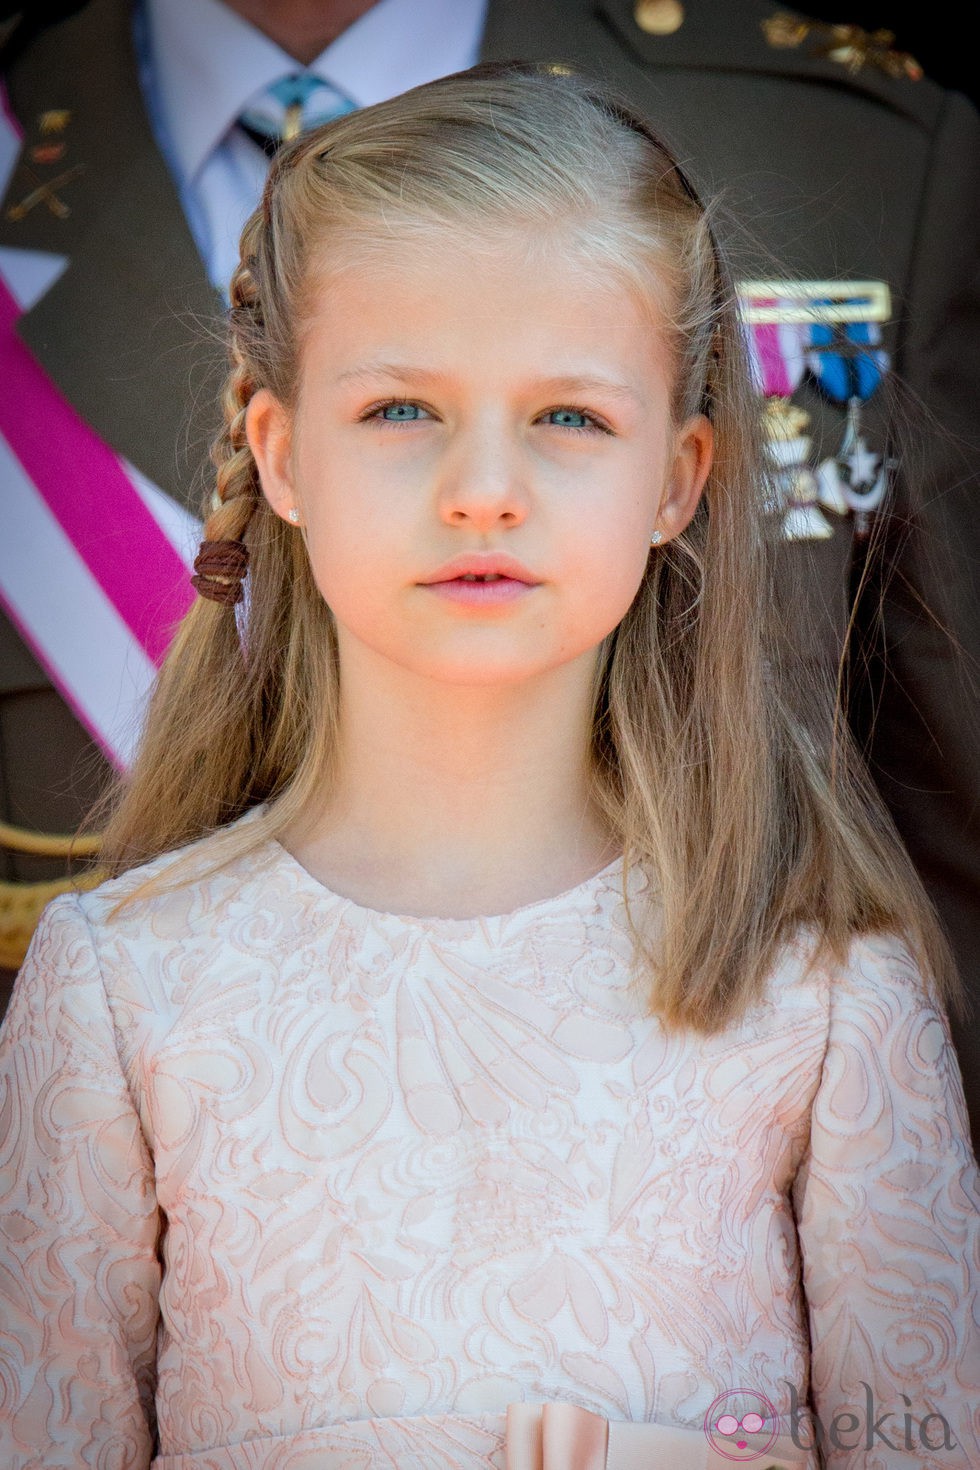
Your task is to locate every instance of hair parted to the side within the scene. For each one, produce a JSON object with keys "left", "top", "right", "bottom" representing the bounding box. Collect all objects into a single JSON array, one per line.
[{"left": 89, "top": 61, "right": 959, "bottom": 1032}]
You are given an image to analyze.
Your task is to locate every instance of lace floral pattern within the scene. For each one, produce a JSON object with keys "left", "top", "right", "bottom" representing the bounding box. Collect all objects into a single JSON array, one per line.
[{"left": 1, "top": 816, "right": 977, "bottom": 1468}]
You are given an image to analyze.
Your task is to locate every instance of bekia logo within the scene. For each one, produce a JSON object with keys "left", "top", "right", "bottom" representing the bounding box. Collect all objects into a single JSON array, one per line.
[
  {"left": 703, "top": 1382, "right": 959, "bottom": 1461},
  {"left": 703, "top": 1389, "right": 780, "bottom": 1462}
]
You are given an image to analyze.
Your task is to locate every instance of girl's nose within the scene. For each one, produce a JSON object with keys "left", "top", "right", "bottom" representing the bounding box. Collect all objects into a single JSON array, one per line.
[{"left": 434, "top": 416, "right": 531, "bottom": 530}]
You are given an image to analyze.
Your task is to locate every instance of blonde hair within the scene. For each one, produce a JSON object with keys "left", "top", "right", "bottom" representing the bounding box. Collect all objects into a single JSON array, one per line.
[{"left": 91, "top": 63, "right": 959, "bottom": 1031}]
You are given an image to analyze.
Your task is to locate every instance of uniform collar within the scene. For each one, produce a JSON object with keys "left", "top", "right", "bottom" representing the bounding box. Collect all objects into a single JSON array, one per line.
[{"left": 145, "top": 0, "right": 490, "bottom": 188}]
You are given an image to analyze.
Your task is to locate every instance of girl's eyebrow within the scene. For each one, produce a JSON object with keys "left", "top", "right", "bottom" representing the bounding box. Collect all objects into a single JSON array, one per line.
[{"left": 335, "top": 361, "right": 643, "bottom": 406}]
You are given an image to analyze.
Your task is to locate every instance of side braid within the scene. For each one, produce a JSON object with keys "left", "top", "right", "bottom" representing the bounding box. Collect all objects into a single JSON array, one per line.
[{"left": 192, "top": 224, "right": 268, "bottom": 605}]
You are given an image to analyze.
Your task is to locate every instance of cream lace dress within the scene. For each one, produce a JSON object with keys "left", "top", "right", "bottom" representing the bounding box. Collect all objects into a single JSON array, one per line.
[{"left": 1, "top": 807, "right": 977, "bottom": 1468}]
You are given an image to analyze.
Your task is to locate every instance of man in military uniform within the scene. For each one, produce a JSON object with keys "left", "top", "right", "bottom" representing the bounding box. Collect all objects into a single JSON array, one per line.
[{"left": 1, "top": 0, "right": 977, "bottom": 1144}]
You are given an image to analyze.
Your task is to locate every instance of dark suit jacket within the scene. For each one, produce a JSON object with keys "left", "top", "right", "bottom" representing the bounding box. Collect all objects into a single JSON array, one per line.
[{"left": 2, "top": 0, "right": 978, "bottom": 1141}]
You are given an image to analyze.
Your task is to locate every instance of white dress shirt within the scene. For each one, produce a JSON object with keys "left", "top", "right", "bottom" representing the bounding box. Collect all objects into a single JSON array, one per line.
[{"left": 140, "top": 0, "right": 489, "bottom": 294}]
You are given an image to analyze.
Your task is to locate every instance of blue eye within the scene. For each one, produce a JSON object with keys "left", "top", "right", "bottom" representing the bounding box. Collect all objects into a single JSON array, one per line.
[
  {"left": 374, "top": 400, "right": 429, "bottom": 423},
  {"left": 549, "top": 408, "right": 587, "bottom": 429},
  {"left": 540, "top": 405, "right": 608, "bottom": 432}
]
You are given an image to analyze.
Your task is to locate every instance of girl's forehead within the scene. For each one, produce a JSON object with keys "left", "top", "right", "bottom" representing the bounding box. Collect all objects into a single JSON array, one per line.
[
  {"left": 298, "top": 237, "right": 676, "bottom": 407},
  {"left": 307, "top": 223, "right": 668, "bottom": 332}
]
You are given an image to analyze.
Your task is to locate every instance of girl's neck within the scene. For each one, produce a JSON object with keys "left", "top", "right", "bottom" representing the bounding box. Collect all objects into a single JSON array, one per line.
[{"left": 279, "top": 642, "right": 619, "bottom": 918}]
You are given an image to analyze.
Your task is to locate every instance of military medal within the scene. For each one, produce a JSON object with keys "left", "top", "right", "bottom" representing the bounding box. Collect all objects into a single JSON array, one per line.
[
  {"left": 760, "top": 399, "right": 833, "bottom": 540},
  {"left": 834, "top": 398, "right": 893, "bottom": 535},
  {"left": 803, "top": 292, "right": 893, "bottom": 537},
  {"left": 739, "top": 281, "right": 893, "bottom": 540}
]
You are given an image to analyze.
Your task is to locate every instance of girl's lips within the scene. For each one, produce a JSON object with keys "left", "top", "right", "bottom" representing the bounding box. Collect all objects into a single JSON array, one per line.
[{"left": 423, "top": 576, "right": 536, "bottom": 604}]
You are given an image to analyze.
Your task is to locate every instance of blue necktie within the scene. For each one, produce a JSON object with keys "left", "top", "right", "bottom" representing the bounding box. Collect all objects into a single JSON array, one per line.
[{"left": 239, "top": 75, "right": 358, "bottom": 155}]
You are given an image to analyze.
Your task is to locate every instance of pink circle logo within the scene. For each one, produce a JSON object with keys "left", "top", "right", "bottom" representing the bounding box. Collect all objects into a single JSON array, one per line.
[{"left": 703, "top": 1389, "right": 780, "bottom": 1462}]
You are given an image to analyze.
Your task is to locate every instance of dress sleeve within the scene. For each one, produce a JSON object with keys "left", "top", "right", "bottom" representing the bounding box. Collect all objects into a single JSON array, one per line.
[
  {"left": 792, "top": 936, "right": 980, "bottom": 1468},
  {"left": 0, "top": 893, "right": 160, "bottom": 1469}
]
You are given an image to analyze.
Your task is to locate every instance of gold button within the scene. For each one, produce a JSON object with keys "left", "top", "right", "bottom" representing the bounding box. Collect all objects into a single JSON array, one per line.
[{"left": 634, "top": 0, "right": 685, "bottom": 35}]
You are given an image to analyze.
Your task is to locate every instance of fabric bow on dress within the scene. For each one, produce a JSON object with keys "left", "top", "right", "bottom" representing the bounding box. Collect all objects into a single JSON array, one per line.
[{"left": 504, "top": 1402, "right": 810, "bottom": 1469}]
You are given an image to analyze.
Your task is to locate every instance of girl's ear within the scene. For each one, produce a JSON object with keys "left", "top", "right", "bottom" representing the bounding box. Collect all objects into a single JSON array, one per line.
[
  {"left": 246, "top": 389, "right": 297, "bottom": 523},
  {"left": 658, "top": 413, "right": 714, "bottom": 541}
]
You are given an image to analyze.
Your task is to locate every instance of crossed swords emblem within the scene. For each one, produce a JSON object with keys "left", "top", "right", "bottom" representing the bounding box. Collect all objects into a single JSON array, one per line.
[
  {"left": 6, "top": 163, "right": 85, "bottom": 221},
  {"left": 6, "top": 109, "right": 84, "bottom": 221}
]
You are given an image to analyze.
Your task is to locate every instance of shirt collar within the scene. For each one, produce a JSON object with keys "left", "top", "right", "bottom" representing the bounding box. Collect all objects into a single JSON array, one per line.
[{"left": 146, "top": 0, "right": 489, "bottom": 188}]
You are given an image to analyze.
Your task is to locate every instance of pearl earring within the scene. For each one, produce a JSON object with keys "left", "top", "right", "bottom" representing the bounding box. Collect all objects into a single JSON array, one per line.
[
  {"left": 650, "top": 529, "right": 664, "bottom": 546},
  {"left": 287, "top": 508, "right": 301, "bottom": 525}
]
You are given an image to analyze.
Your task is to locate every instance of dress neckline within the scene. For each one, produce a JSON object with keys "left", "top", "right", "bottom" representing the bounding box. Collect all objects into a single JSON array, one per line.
[{"left": 267, "top": 834, "right": 626, "bottom": 934}]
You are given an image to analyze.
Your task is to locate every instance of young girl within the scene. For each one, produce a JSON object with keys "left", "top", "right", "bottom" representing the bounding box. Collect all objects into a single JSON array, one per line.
[{"left": 1, "top": 62, "right": 977, "bottom": 1470}]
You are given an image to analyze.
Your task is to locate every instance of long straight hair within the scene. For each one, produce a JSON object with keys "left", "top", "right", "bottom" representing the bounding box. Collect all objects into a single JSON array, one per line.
[{"left": 89, "top": 64, "right": 960, "bottom": 1032}]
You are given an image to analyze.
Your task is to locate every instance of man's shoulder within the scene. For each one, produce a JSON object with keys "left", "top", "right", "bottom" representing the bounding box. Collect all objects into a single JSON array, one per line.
[
  {"left": 2, "top": 0, "right": 139, "bottom": 126},
  {"left": 1, "top": 0, "right": 152, "bottom": 243},
  {"left": 545, "top": 0, "right": 948, "bottom": 129}
]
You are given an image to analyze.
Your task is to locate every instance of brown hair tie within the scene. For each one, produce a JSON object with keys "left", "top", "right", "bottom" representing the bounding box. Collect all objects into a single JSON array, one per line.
[{"left": 191, "top": 539, "right": 250, "bottom": 606}]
